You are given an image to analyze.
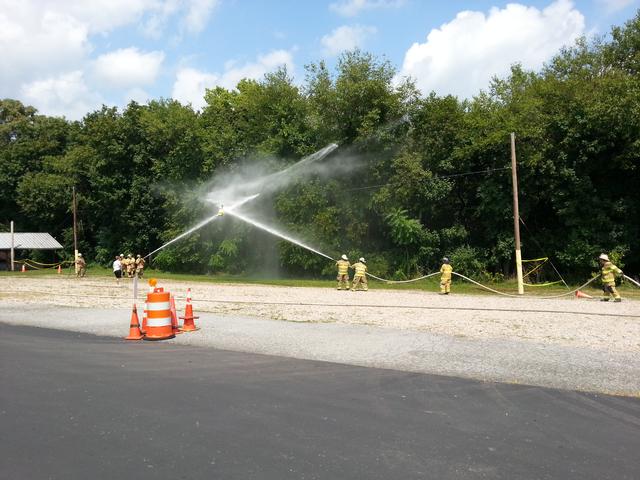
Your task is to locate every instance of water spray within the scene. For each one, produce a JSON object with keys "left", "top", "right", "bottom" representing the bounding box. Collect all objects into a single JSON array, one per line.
[
  {"left": 143, "top": 142, "right": 340, "bottom": 261},
  {"left": 224, "top": 209, "right": 335, "bottom": 261},
  {"left": 144, "top": 194, "right": 259, "bottom": 259}
]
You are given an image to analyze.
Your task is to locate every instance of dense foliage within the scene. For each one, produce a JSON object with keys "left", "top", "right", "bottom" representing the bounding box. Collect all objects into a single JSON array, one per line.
[{"left": 2, "top": 14, "right": 639, "bottom": 280}]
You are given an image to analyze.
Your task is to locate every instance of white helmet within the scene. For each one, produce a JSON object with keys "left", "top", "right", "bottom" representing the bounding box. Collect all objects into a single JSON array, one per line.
[
  {"left": 341, "top": 254, "right": 348, "bottom": 260},
  {"left": 599, "top": 253, "right": 609, "bottom": 261},
  {"left": 78, "top": 253, "right": 82, "bottom": 257},
  {"left": 120, "top": 253, "right": 124, "bottom": 257},
  {"left": 359, "top": 257, "right": 365, "bottom": 263}
]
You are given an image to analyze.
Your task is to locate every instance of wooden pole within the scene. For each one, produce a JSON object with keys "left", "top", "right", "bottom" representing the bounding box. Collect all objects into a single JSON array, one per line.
[
  {"left": 510, "top": 133, "right": 524, "bottom": 295},
  {"left": 10, "top": 220, "right": 15, "bottom": 271},
  {"left": 73, "top": 186, "right": 78, "bottom": 274}
]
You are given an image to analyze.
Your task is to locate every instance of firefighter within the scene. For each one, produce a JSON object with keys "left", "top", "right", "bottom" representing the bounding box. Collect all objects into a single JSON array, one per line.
[
  {"left": 135, "top": 254, "right": 145, "bottom": 278},
  {"left": 351, "top": 257, "right": 368, "bottom": 291},
  {"left": 440, "top": 257, "right": 453, "bottom": 294},
  {"left": 75, "top": 253, "right": 86, "bottom": 278},
  {"left": 598, "top": 253, "right": 623, "bottom": 302},
  {"left": 335, "top": 254, "right": 350, "bottom": 290},
  {"left": 126, "top": 254, "right": 135, "bottom": 278}
]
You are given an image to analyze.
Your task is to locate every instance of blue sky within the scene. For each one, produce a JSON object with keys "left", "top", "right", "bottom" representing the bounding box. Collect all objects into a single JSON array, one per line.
[{"left": 1, "top": 0, "right": 638, "bottom": 119}]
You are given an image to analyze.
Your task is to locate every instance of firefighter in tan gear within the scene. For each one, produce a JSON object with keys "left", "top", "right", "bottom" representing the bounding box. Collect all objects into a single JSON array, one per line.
[
  {"left": 351, "top": 257, "right": 368, "bottom": 291},
  {"left": 126, "top": 254, "right": 135, "bottom": 278},
  {"left": 598, "top": 253, "right": 623, "bottom": 302},
  {"left": 75, "top": 253, "right": 86, "bottom": 278},
  {"left": 336, "top": 254, "right": 351, "bottom": 290},
  {"left": 135, "top": 254, "right": 145, "bottom": 278},
  {"left": 121, "top": 254, "right": 129, "bottom": 278},
  {"left": 440, "top": 257, "right": 453, "bottom": 294}
]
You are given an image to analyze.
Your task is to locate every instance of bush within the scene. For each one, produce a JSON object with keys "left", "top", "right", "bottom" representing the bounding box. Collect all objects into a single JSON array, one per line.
[{"left": 450, "top": 245, "right": 488, "bottom": 278}]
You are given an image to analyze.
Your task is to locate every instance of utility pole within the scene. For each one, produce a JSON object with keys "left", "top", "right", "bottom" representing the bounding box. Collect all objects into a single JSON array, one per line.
[
  {"left": 73, "top": 186, "right": 78, "bottom": 274},
  {"left": 510, "top": 133, "right": 524, "bottom": 295},
  {"left": 10, "top": 220, "right": 15, "bottom": 271}
]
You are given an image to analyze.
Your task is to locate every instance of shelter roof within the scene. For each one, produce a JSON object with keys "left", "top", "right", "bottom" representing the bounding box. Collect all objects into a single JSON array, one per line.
[{"left": 0, "top": 232, "right": 63, "bottom": 249}]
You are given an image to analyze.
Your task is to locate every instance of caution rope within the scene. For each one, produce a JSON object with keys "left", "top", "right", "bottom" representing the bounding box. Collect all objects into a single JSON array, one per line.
[
  {"left": 14, "top": 259, "right": 73, "bottom": 270},
  {"left": 523, "top": 280, "right": 564, "bottom": 287}
]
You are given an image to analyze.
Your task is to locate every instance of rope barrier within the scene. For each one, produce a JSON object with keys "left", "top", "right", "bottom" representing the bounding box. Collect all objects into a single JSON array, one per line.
[
  {"left": 23, "top": 259, "right": 73, "bottom": 267},
  {"left": 13, "top": 259, "right": 73, "bottom": 270},
  {"left": 523, "top": 280, "right": 564, "bottom": 287}
]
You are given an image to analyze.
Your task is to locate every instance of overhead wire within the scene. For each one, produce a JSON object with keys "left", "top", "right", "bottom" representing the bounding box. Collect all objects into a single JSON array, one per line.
[{"left": 345, "top": 167, "right": 511, "bottom": 192}]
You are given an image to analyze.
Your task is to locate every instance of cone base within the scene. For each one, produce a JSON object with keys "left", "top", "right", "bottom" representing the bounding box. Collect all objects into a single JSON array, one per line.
[
  {"left": 125, "top": 334, "right": 144, "bottom": 341},
  {"left": 143, "top": 334, "right": 176, "bottom": 341},
  {"left": 179, "top": 315, "right": 200, "bottom": 332}
]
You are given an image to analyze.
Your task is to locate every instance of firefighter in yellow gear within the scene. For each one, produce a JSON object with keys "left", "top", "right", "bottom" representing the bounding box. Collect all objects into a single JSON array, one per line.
[
  {"left": 135, "top": 254, "right": 145, "bottom": 278},
  {"left": 351, "top": 257, "right": 368, "bottom": 291},
  {"left": 440, "top": 257, "right": 453, "bottom": 294},
  {"left": 336, "top": 254, "right": 350, "bottom": 290},
  {"left": 598, "top": 253, "right": 623, "bottom": 302}
]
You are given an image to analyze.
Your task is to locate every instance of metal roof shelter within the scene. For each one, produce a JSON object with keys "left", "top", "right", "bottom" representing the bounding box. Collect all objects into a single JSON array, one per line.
[{"left": 0, "top": 232, "right": 63, "bottom": 249}]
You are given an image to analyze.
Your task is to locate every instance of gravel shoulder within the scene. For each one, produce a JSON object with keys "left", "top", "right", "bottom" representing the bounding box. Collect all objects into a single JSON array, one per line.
[{"left": 1, "top": 275, "right": 639, "bottom": 395}]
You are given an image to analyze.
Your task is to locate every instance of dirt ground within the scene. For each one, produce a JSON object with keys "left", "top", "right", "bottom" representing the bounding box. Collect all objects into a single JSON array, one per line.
[{"left": 1, "top": 274, "right": 638, "bottom": 353}]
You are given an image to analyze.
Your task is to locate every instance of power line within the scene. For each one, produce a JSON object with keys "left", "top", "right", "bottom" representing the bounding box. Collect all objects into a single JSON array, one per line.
[{"left": 344, "top": 167, "right": 511, "bottom": 192}]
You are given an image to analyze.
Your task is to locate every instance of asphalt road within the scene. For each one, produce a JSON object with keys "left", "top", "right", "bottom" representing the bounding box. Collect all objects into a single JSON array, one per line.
[{"left": 1, "top": 324, "right": 639, "bottom": 480}]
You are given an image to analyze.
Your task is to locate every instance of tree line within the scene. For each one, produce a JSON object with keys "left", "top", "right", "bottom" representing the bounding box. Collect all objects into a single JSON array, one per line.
[{"left": 1, "top": 13, "right": 638, "bottom": 281}]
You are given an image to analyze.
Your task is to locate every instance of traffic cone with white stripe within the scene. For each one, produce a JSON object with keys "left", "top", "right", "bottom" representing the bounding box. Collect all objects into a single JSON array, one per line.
[
  {"left": 21, "top": 264, "right": 26, "bottom": 272},
  {"left": 57, "top": 264, "right": 62, "bottom": 275},
  {"left": 179, "top": 288, "right": 200, "bottom": 332},
  {"left": 170, "top": 294, "right": 182, "bottom": 336},
  {"left": 125, "top": 304, "right": 144, "bottom": 340}
]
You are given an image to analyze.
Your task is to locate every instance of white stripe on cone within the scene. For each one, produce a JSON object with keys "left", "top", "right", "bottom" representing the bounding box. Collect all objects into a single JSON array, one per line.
[
  {"left": 147, "top": 301, "right": 171, "bottom": 311},
  {"left": 146, "top": 317, "right": 172, "bottom": 327}
]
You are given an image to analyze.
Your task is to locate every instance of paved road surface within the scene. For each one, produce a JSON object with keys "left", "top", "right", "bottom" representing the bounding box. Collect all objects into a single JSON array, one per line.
[
  {"left": 2, "top": 305, "right": 639, "bottom": 395},
  {"left": 1, "top": 324, "right": 639, "bottom": 479}
]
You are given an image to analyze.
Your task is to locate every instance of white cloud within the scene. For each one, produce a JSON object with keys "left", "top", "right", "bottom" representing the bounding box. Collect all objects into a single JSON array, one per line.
[
  {"left": 141, "top": 0, "right": 219, "bottom": 38},
  {"left": 218, "top": 50, "right": 295, "bottom": 89},
  {"left": 124, "top": 87, "right": 152, "bottom": 105},
  {"left": 20, "top": 71, "right": 104, "bottom": 120},
  {"left": 182, "top": 0, "right": 219, "bottom": 33},
  {"left": 321, "top": 25, "right": 377, "bottom": 56},
  {"left": 596, "top": 0, "right": 637, "bottom": 13},
  {"left": 397, "top": 0, "right": 585, "bottom": 98},
  {"left": 172, "top": 68, "right": 220, "bottom": 110},
  {"left": 93, "top": 48, "right": 165, "bottom": 89},
  {"left": 172, "top": 50, "right": 295, "bottom": 110},
  {"left": 0, "top": 0, "right": 217, "bottom": 118},
  {"left": 0, "top": 6, "right": 90, "bottom": 96},
  {"left": 329, "top": 0, "right": 404, "bottom": 17}
]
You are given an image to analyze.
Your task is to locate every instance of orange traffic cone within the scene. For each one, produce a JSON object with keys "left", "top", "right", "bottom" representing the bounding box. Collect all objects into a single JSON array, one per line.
[
  {"left": 141, "top": 312, "right": 147, "bottom": 335},
  {"left": 179, "top": 288, "right": 200, "bottom": 332},
  {"left": 125, "top": 304, "right": 144, "bottom": 340},
  {"left": 57, "top": 264, "right": 62, "bottom": 274},
  {"left": 575, "top": 290, "right": 593, "bottom": 299},
  {"left": 170, "top": 295, "right": 182, "bottom": 335},
  {"left": 21, "top": 264, "right": 26, "bottom": 272}
]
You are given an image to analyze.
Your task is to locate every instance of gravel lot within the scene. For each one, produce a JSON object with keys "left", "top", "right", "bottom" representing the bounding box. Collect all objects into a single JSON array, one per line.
[{"left": 1, "top": 275, "right": 639, "bottom": 395}]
